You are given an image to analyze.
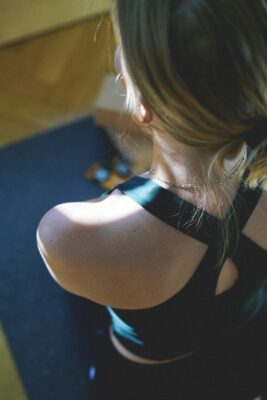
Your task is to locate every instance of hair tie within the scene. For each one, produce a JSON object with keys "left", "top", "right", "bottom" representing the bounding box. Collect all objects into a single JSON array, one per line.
[{"left": 244, "top": 118, "right": 267, "bottom": 149}]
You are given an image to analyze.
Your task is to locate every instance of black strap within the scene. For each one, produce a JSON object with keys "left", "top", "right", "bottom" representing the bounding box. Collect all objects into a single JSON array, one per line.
[
  {"left": 101, "top": 146, "right": 262, "bottom": 243},
  {"left": 110, "top": 176, "right": 217, "bottom": 244},
  {"left": 102, "top": 169, "right": 262, "bottom": 248}
]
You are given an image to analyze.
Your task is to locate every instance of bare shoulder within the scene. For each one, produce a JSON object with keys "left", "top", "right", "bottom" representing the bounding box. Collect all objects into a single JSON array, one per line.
[
  {"left": 35, "top": 188, "right": 157, "bottom": 304},
  {"left": 36, "top": 187, "right": 195, "bottom": 308}
]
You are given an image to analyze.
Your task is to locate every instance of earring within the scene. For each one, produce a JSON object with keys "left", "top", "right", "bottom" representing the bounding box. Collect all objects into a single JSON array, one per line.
[{"left": 115, "top": 73, "right": 126, "bottom": 96}]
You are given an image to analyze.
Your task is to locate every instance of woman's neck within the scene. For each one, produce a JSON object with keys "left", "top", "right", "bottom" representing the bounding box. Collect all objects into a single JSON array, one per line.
[{"left": 148, "top": 130, "right": 246, "bottom": 191}]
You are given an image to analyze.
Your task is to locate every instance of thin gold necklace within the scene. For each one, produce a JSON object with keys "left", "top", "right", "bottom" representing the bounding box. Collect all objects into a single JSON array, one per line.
[{"left": 148, "top": 154, "right": 246, "bottom": 192}]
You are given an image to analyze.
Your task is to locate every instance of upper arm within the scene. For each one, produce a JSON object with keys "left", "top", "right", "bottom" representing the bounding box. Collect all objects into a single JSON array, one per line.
[
  {"left": 36, "top": 203, "right": 84, "bottom": 292},
  {"left": 36, "top": 201, "right": 135, "bottom": 307}
]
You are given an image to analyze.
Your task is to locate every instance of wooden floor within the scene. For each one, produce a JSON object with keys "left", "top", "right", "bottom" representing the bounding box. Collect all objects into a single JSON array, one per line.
[{"left": 0, "top": 14, "right": 116, "bottom": 148}]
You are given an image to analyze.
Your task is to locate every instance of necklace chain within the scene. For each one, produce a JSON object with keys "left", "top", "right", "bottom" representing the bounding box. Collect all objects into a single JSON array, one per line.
[{"left": 148, "top": 154, "right": 246, "bottom": 192}]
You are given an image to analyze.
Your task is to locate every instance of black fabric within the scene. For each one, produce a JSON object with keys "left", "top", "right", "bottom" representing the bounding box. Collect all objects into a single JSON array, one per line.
[
  {"left": 102, "top": 147, "right": 267, "bottom": 361},
  {"left": 91, "top": 299, "right": 267, "bottom": 400},
  {"left": 89, "top": 146, "right": 267, "bottom": 398}
]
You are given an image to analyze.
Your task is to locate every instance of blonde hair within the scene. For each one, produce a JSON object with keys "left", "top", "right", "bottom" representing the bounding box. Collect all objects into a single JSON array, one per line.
[{"left": 111, "top": 0, "right": 267, "bottom": 268}]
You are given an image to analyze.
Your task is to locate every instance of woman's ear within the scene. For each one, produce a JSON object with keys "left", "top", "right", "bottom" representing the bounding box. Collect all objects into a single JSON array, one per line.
[{"left": 134, "top": 95, "right": 153, "bottom": 125}]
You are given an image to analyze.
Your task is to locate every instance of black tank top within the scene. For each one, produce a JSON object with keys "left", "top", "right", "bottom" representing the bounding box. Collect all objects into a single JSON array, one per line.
[{"left": 100, "top": 153, "right": 267, "bottom": 361}]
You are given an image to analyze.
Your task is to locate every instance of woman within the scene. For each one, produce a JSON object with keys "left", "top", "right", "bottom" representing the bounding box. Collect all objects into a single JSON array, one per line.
[{"left": 37, "top": 1, "right": 267, "bottom": 399}]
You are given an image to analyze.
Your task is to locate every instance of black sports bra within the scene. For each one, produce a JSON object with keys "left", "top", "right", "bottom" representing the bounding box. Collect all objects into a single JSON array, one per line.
[{"left": 100, "top": 152, "right": 267, "bottom": 360}]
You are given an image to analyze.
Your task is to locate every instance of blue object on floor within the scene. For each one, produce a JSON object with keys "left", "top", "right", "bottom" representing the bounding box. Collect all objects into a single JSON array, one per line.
[
  {"left": 89, "top": 366, "right": 97, "bottom": 382},
  {"left": 115, "top": 160, "right": 131, "bottom": 176}
]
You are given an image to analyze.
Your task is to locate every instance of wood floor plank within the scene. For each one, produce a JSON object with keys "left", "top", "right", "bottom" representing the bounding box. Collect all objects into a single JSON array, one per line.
[{"left": 0, "top": 14, "right": 116, "bottom": 148}]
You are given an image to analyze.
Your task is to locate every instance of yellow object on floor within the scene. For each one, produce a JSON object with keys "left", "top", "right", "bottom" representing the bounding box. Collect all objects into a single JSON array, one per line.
[{"left": 0, "top": 324, "right": 28, "bottom": 400}]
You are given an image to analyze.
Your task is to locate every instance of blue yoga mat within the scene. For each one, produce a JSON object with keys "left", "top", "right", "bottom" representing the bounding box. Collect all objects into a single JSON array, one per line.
[{"left": 0, "top": 117, "right": 118, "bottom": 400}]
